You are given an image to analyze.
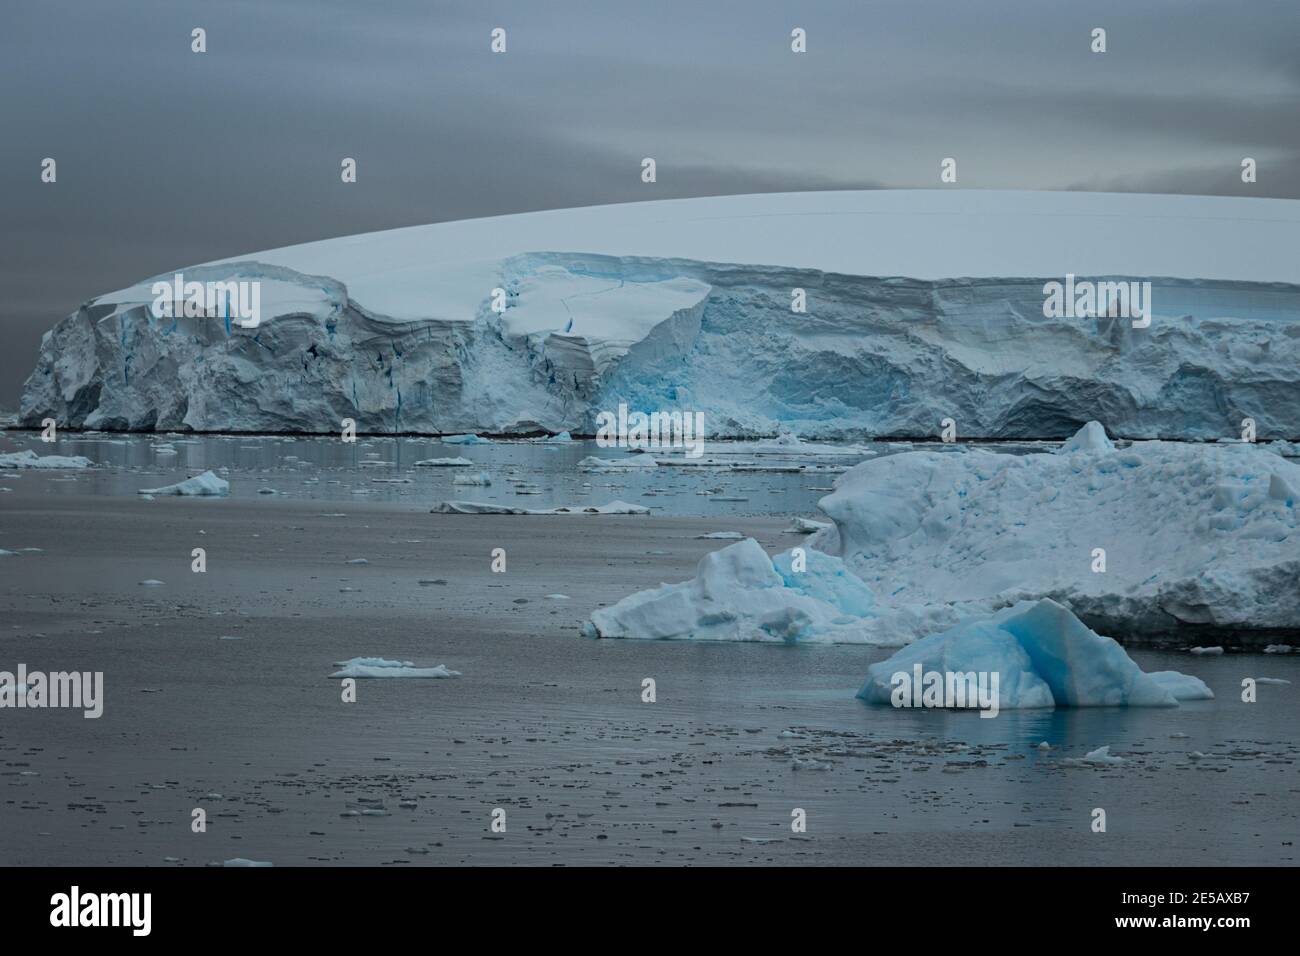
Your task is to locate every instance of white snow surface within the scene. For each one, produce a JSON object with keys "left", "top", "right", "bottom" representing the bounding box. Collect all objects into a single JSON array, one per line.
[
  {"left": 857, "top": 598, "right": 1213, "bottom": 710},
  {"left": 21, "top": 191, "right": 1300, "bottom": 438}
]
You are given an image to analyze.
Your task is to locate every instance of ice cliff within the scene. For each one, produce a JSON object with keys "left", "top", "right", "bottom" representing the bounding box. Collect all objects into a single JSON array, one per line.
[{"left": 20, "top": 191, "right": 1300, "bottom": 439}]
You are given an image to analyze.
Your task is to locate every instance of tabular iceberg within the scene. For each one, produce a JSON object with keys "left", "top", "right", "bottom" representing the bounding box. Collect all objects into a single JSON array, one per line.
[
  {"left": 813, "top": 422, "right": 1300, "bottom": 639},
  {"left": 19, "top": 191, "right": 1300, "bottom": 439}
]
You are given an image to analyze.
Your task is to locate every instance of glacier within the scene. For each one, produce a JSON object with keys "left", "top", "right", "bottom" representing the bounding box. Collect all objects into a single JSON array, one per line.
[{"left": 19, "top": 190, "right": 1300, "bottom": 439}]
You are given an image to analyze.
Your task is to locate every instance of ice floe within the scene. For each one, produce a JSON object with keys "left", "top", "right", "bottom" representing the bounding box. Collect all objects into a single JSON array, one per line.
[
  {"left": 0, "top": 450, "right": 94, "bottom": 469},
  {"left": 413, "top": 456, "right": 475, "bottom": 467},
  {"left": 137, "top": 470, "right": 229, "bottom": 496},
  {"left": 330, "top": 658, "right": 461, "bottom": 679},
  {"left": 578, "top": 455, "right": 658, "bottom": 471},
  {"left": 432, "top": 500, "right": 649, "bottom": 515}
]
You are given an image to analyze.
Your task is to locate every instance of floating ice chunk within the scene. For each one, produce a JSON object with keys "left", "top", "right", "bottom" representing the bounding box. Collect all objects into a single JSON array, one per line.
[
  {"left": 1080, "top": 745, "right": 1124, "bottom": 765},
  {"left": 432, "top": 499, "right": 649, "bottom": 515},
  {"left": 696, "top": 531, "right": 745, "bottom": 540},
  {"left": 1189, "top": 646, "right": 1224, "bottom": 655},
  {"left": 452, "top": 470, "right": 492, "bottom": 486},
  {"left": 1250, "top": 677, "right": 1291, "bottom": 685},
  {"left": 0, "top": 450, "right": 94, "bottom": 469},
  {"left": 442, "top": 434, "right": 492, "bottom": 445},
  {"left": 587, "top": 538, "right": 876, "bottom": 644},
  {"left": 1056, "top": 420, "right": 1114, "bottom": 455},
  {"left": 138, "top": 470, "right": 229, "bottom": 496},
  {"left": 539, "top": 431, "right": 572, "bottom": 443},
  {"left": 856, "top": 599, "right": 1212, "bottom": 710},
  {"left": 1264, "top": 644, "right": 1293, "bottom": 654},
  {"left": 330, "top": 657, "right": 461, "bottom": 679},
  {"left": 139, "top": 580, "right": 165, "bottom": 587},
  {"left": 791, "top": 757, "right": 832, "bottom": 771},
  {"left": 785, "top": 517, "right": 832, "bottom": 534},
  {"left": 413, "top": 457, "right": 475, "bottom": 467},
  {"left": 578, "top": 455, "right": 658, "bottom": 471},
  {"left": 222, "top": 858, "right": 273, "bottom": 867}
]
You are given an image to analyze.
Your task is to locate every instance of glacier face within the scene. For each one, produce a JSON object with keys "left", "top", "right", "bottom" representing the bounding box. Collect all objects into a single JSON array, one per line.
[{"left": 19, "top": 191, "right": 1300, "bottom": 438}]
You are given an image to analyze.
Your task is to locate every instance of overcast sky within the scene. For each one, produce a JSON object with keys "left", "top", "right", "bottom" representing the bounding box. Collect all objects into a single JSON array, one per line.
[{"left": 2, "top": 0, "right": 1298, "bottom": 403}]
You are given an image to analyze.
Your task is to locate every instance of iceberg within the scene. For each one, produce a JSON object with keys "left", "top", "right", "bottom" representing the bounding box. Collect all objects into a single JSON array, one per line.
[
  {"left": 856, "top": 599, "right": 1213, "bottom": 710},
  {"left": 441, "top": 434, "right": 492, "bottom": 445},
  {"left": 586, "top": 537, "right": 878, "bottom": 643},
  {"left": 137, "top": 470, "right": 229, "bottom": 496},
  {"left": 19, "top": 191, "right": 1300, "bottom": 439},
  {"left": 815, "top": 423, "right": 1300, "bottom": 638},
  {"left": 591, "top": 423, "right": 1299, "bottom": 644}
]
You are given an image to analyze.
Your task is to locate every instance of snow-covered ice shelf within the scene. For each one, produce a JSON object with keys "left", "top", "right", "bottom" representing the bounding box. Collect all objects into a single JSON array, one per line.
[{"left": 20, "top": 191, "right": 1300, "bottom": 439}]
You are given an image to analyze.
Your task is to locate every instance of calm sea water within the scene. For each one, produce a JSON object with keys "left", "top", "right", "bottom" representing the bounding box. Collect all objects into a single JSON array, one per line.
[{"left": 1, "top": 431, "right": 882, "bottom": 517}]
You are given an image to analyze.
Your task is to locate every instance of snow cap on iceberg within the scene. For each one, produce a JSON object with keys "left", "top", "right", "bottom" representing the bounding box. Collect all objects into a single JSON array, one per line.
[{"left": 857, "top": 598, "right": 1213, "bottom": 710}]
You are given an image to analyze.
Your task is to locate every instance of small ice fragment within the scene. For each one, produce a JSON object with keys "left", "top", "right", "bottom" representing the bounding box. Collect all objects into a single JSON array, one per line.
[
  {"left": 330, "top": 657, "right": 461, "bottom": 679},
  {"left": 1082, "top": 745, "right": 1124, "bottom": 765},
  {"left": 138, "top": 470, "right": 229, "bottom": 496}
]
